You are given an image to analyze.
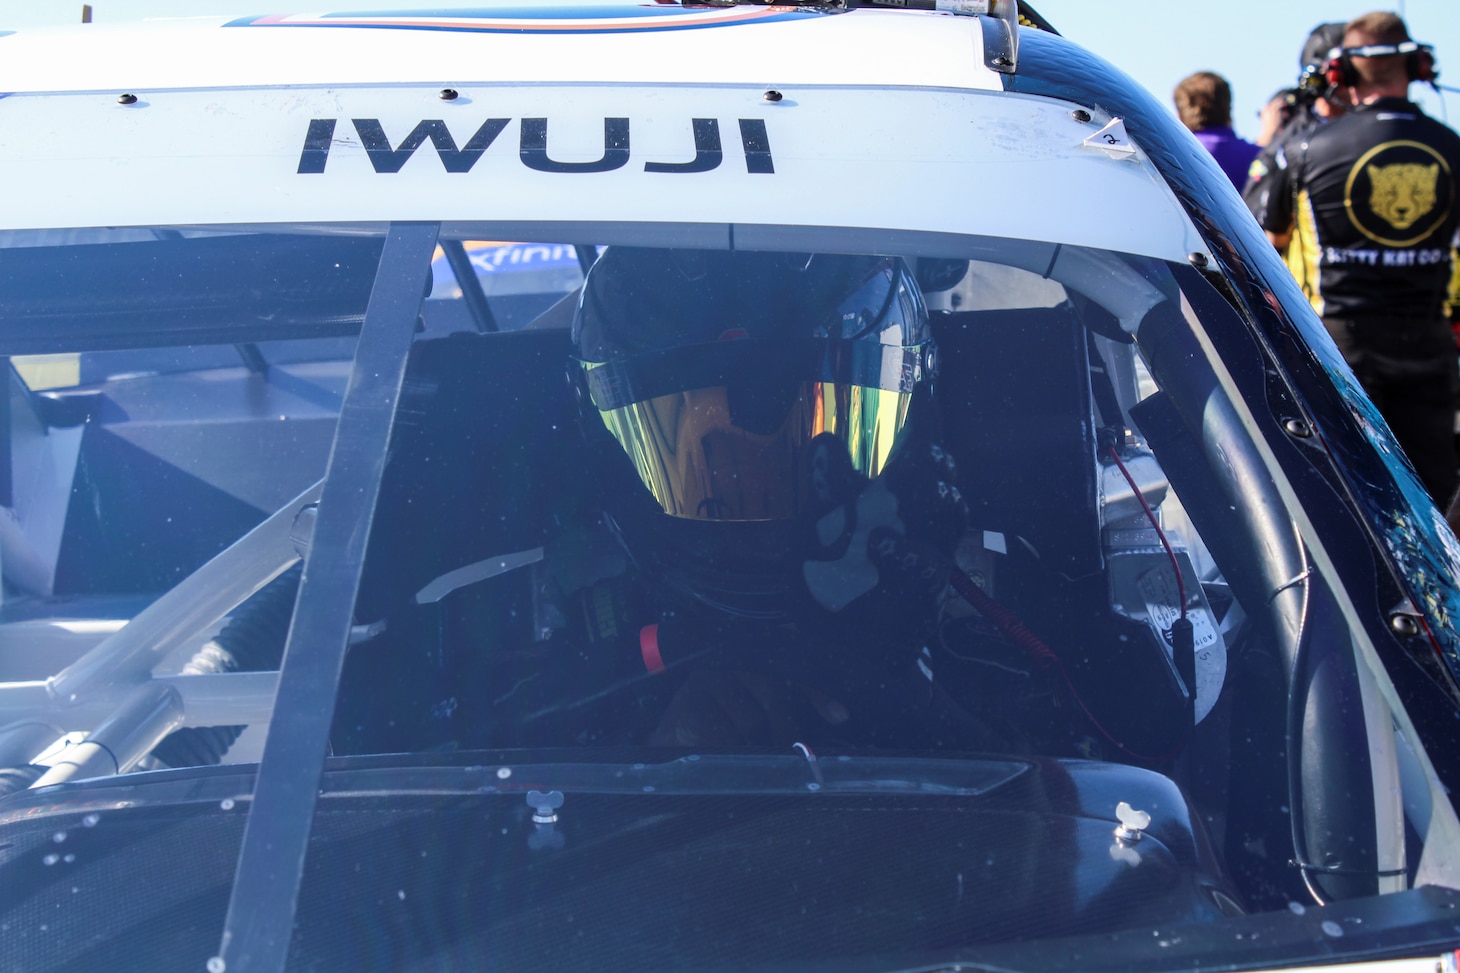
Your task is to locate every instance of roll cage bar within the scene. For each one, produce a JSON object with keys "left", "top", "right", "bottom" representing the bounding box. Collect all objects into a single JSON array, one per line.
[
  {"left": 217, "top": 222, "right": 440, "bottom": 972},
  {"left": 0, "top": 222, "right": 440, "bottom": 971}
]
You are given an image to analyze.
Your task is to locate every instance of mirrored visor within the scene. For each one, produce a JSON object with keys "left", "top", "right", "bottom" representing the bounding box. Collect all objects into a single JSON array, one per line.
[
  {"left": 581, "top": 338, "right": 927, "bottom": 412},
  {"left": 595, "top": 381, "right": 912, "bottom": 521}
]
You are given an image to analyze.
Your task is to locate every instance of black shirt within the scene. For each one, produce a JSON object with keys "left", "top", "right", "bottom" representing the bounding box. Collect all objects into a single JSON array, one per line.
[
  {"left": 1259, "top": 96, "right": 1460, "bottom": 321},
  {"left": 1242, "top": 111, "right": 1321, "bottom": 229}
]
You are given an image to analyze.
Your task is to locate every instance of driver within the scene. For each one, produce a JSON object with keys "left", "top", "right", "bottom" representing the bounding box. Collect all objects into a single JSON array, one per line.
[
  {"left": 336, "top": 247, "right": 1010, "bottom": 755},
  {"left": 567, "top": 247, "right": 976, "bottom": 749}
]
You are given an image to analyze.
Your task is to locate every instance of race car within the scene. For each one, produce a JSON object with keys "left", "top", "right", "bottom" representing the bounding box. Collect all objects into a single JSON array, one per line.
[{"left": 1, "top": 2, "right": 1460, "bottom": 971}]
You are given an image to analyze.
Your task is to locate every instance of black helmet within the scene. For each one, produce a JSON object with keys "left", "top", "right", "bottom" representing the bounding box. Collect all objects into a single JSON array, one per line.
[
  {"left": 570, "top": 247, "right": 934, "bottom": 616},
  {"left": 1297, "top": 22, "right": 1347, "bottom": 97},
  {"left": 1301, "top": 22, "right": 1346, "bottom": 72},
  {"left": 573, "top": 247, "right": 932, "bottom": 521}
]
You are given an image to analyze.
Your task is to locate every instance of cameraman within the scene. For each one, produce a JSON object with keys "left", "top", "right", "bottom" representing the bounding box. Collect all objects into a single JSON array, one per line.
[{"left": 1243, "top": 23, "right": 1347, "bottom": 233}]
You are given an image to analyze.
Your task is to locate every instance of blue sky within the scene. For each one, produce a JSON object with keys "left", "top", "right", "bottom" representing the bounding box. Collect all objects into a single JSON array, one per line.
[
  {"left": 1033, "top": 0, "right": 1459, "bottom": 138},
  {"left": 2, "top": 0, "right": 1456, "bottom": 139}
]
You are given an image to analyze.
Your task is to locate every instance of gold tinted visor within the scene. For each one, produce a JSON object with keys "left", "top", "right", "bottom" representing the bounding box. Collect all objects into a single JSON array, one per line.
[{"left": 596, "top": 381, "right": 911, "bottom": 521}]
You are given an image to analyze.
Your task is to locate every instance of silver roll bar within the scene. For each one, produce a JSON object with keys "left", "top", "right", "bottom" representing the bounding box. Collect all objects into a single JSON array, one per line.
[
  {"left": 32, "top": 681, "right": 184, "bottom": 786},
  {"left": 46, "top": 480, "right": 320, "bottom": 705},
  {"left": 0, "top": 482, "right": 315, "bottom": 770}
]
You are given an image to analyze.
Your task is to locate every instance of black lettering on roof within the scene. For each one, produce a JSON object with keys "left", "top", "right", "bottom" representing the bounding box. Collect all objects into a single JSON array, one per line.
[
  {"left": 739, "top": 119, "right": 774, "bottom": 174},
  {"left": 353, "top": 118, "right": 511, "bottom": 174},
  {"left": 645, "top": 118, "right": 722, "bottom": 174},
  {"left": 520, "top": 117, "right": 630, "bottom": 174}
]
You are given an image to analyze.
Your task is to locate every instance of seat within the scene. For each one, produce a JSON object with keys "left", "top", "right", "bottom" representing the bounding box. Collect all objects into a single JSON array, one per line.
[{"left": 355, "top": 328, "right": 579, "bottom": 620}]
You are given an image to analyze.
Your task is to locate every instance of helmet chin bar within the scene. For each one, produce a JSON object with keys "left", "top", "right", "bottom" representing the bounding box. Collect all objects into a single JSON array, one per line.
[{"left": 604, "top": 505, "right": 803, "bottom": 621}]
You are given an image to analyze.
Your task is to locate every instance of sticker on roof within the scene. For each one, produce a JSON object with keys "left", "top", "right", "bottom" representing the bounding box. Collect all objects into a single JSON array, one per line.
[{"left": 228, "top": 4, "right": 826, "bottom": 33}]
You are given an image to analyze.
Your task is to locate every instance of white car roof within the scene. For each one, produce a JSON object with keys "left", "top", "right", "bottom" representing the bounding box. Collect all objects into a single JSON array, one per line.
[
  {"left": 0, "top": 7, "right": 1210, "bottom": 262},
  {"left": 0, "top": 7, "right": 1004, "bottom": 92}
]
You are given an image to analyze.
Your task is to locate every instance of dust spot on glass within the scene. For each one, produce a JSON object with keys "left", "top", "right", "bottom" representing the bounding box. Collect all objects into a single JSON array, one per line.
[
  {"left": 42, "top": 854, "right": 59, "bottom": 866},
  {"left": 51, "top": 831, "right": 67, "bottom": 844},
  {"left": 81, "top": 814, "right": 100, "bottom": 828},
  {"left": 220, "top": 798, "right": 236, "bottom": 810},
  {"left": 1321, "top": 920, "right": 1343, "bottom": 937},
  {"left": 207, "top": 956, "right": 227, "bottom": 973},
  {"left": 1288, "top": 901, "right": 1306, "bottom": 915}
]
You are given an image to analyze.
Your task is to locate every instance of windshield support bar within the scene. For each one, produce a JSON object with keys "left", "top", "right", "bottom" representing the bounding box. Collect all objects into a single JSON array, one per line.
[
  {"left": 216, "top": 221, "right": 440, "bottom": 973},
  {"left": 441, "top": 239, "right": 498, "bottom": 333},
  {"left": 575, "top": 243, "right": 598, "bottom": 277}
]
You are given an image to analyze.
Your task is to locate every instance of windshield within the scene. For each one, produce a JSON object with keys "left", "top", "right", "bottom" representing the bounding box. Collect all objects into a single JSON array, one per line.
[{"left": 0, "top": 222, "right": 1457, "bottom": 973}]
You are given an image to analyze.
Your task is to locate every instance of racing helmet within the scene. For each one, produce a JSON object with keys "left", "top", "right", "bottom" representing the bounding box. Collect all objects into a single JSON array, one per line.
[
  {"left": 570, "top": 247, "right": 935, "bottom": 615},
  {"left": 1298, "top": 22, "right": 1347, "bottom": 98},
  {"left": 573, "top": 247, "right": 932, "bottom": 521}
]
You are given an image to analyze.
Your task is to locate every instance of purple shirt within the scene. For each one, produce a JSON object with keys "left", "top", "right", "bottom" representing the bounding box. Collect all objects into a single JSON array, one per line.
[{"left": 1194, "top": 126, "right": 1260, "bottom": 189}]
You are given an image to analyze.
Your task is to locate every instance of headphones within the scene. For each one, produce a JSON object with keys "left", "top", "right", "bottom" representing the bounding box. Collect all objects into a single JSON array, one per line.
[{"left": 1324, "top": 40, "right": 1439, "bottom": 88}]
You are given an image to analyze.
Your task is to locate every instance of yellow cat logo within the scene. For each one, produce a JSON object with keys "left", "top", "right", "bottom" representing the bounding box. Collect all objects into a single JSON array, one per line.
[
  {"left": 1367, "top": 162, "right": 1438, "bottom": 230},
  {"left": 1345, "top": 140, "right": 1452, "bottom": 247}
]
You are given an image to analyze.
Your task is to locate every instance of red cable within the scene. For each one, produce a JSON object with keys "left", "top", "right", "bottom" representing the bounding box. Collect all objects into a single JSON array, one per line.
[
  {"left": 946, "top": 563, "right": 1185, "bottom": 764},
  {"left": 1106, "top": 444, "right": 1186, "bottom": 621},
  {"left": 947, "top": 568, "right": 1056, "bottom": 667},
  {"left": 639, "top": 624, "right": 666, "bottom": 674}
]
